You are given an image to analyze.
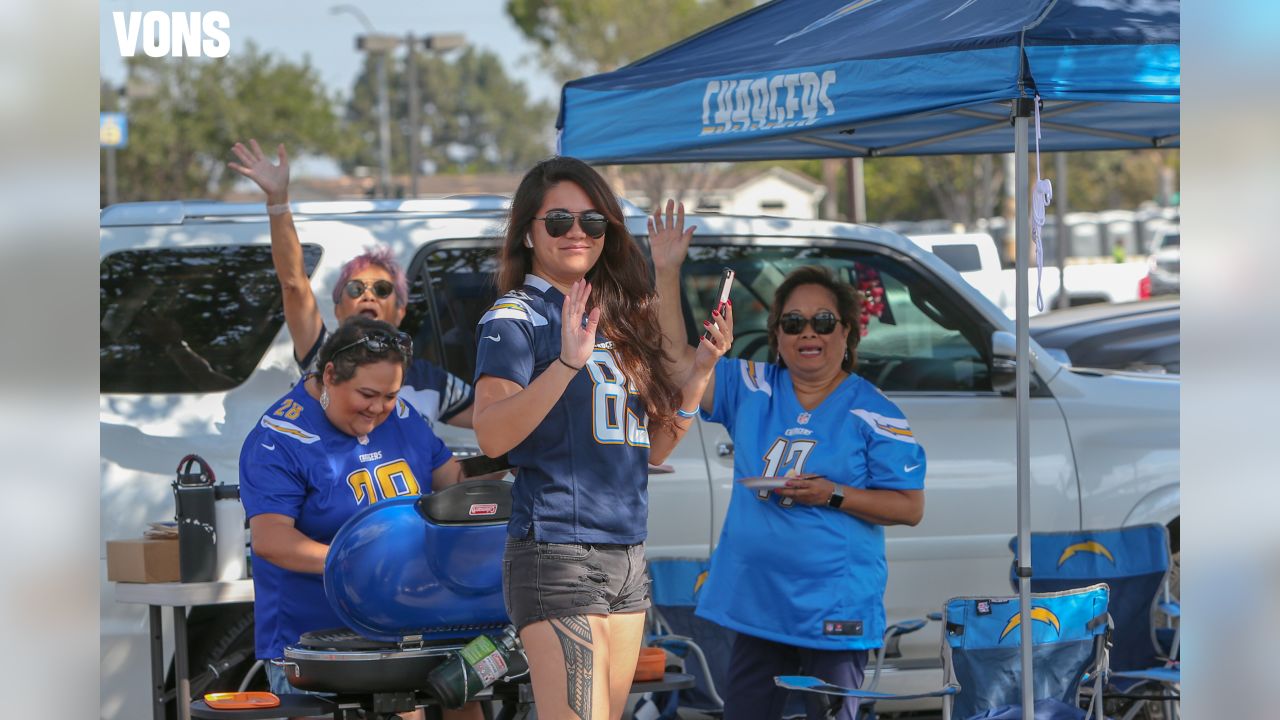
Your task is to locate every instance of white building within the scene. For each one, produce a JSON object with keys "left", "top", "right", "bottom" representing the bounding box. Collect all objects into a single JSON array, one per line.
[{"left": 624, "top": 166, "right": 828, "bottom": 220}]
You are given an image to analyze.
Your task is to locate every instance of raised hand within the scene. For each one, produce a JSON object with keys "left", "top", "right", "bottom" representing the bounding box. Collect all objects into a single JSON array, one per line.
[
  {"left": 228, "top": 139, "right": 290, "bottom": 204},
  {"left": 559, "top": 279, "right": 601, "bottom": 370},
  {"left": 648, "top": 199, "right": 695, "bottom": 275},
  {"left": 694, "top": 300, "right": 733, "bottom": 374}
]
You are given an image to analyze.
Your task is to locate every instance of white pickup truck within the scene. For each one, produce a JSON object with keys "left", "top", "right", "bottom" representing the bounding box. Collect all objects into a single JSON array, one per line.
[
  {"left": 909, "top": 232, "right": 1150, "bottom": 316},
  {"left": 100, "top": 200, "right": 1178, "bottom": 717}
]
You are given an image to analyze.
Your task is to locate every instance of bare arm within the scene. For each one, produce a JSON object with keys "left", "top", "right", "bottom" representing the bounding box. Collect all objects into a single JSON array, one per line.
[
  {"left": 431, "top": 457, "right": 465, "bottom": 490},
  {"left": 249, "top": 513, "right": 329, "bottom": 574},
  {"left": 776, "top": 478, "right": 925, "bottom": 526},
  {"left": 228, "top": 140, "right": 324, "bottom": 362},
  {"left": 649, "top": 309, "right": 733, "bottom": 464},
  {"left": 472, "top": 279, "right": 601, "bottom": 457},
  {"left": 649, "top": 200, "right": 697, "bottom": 383}
]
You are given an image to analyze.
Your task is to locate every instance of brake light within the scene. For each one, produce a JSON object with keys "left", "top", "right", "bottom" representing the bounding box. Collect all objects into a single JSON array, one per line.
[{"left": 1139, "top": 274, "right": 1152, "bottom": 299}]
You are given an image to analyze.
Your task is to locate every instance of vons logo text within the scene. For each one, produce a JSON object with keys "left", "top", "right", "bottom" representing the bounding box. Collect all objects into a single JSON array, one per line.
[
  {"left": 701, "top": 70, "right": 836, "bottom": 136},
  {"left": 112, "top": 11, "right": 231, "bottom": 58}
]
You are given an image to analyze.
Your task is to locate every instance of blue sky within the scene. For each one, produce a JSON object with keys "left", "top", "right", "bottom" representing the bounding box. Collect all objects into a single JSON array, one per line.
[{"left": 99, "top": 0, "right": 560, "bottom": 104}]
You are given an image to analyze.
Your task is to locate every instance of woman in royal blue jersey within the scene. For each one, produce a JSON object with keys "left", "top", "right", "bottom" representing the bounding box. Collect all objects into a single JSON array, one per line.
[
  {"left": 651, "top": 210, "right": 927, "bottom": 720},
  {"left": 238, "top": 316, "right": 479, "bottom": 719},
  {"left": 471, "top": 158, "right": 730, "bottom": 720}
]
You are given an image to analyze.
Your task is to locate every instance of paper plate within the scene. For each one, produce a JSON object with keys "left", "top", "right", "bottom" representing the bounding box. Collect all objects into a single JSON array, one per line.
[{"left": 737, "top": 476, "right": 789, "bottom": 490}]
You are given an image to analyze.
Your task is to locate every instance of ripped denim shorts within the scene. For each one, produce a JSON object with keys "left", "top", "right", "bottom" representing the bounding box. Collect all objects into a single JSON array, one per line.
[{"left": 502, "top": 536, "right": 650, "bottom": 630}]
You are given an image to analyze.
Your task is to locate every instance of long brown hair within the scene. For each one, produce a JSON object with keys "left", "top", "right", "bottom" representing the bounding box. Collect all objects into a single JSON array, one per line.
[{"left": 497, "top": 157, "right": 681, "bottom": 431}]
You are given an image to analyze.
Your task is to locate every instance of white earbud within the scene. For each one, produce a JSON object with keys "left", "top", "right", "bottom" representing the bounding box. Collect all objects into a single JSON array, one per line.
[{"left": 523, "top": 233, "right": 534, "bottom": 248}]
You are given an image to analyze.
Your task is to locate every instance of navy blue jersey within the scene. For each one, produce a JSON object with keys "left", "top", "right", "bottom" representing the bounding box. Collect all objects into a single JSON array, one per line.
[
  {"left": 695, "top": 358, "right": 926, "bottom": 650},
  {"left": 474, "top": 274, "right": 650, "bottom": 544},
  {"left": 299, "top": 323, "right": 472, "bottom": 426},
  {"left": 239, "top": 379, "right": 452, "bottom": 659}
]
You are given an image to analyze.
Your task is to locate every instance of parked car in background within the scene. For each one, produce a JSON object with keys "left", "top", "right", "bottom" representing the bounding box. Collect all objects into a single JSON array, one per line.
[
  {"left": 1147, "top": 229, "right": 1181, "bottom": 296},
  {"left": 101, "top": 200, "right": 1179, "bottom": 717},
  {"left": 909, "top": 232, "right": 1149, "bottom": 319},
  {"left": 1029, "top": 298, "right": 1180, "bottom": 373}
]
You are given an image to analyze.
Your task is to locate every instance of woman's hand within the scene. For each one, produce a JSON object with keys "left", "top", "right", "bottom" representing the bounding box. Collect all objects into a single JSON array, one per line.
[
  {"left": 228, "top": 139, "right": 290, "bottom": 204},
  {"left": 775, "top": 474, "right": 838, "bottom": 507},
  {"left": 648, "top": 199, "right": 695, "bottom": 276},
  {"left": 560, "top": 279, "right": 601, "bottom": 369},
  {"left": 694, "top": 300, "right": 733, "bottom": 374}
]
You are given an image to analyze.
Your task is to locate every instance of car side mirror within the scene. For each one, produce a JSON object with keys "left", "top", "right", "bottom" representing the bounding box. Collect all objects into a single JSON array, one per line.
[{"left": 990, "top": 330, "right": 1048, "bottom": 396}]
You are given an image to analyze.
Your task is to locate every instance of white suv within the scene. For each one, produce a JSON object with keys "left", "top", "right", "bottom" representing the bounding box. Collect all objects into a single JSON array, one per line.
[{"left": 100, "top": 198, "right": 1179, "bottom": 718}]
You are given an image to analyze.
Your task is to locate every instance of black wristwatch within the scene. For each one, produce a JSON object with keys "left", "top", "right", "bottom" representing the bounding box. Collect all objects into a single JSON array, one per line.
[{"left": 827, "top": 484, "right": 845, "bottom": 509}]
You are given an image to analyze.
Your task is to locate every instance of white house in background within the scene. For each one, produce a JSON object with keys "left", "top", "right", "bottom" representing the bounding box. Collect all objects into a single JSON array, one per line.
[{"left": 624, "top": 166, "right": 828, "bottom": 219}]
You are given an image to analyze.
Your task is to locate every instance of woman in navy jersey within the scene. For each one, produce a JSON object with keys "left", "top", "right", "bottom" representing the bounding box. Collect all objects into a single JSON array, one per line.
[
  {"left": 471, "top": 158, "right": 730, "bottom": 720},
  {"left": 239, "top": 316, "right": 479, "bottom": 720},
  {"left": 651, "top": 215, "right": 927, "bottom": 720}
]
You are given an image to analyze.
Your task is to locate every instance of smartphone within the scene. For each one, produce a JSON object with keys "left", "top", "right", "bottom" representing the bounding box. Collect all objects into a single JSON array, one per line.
[{"left": 703, "top": 268, "right": 735, "bottom": 341}]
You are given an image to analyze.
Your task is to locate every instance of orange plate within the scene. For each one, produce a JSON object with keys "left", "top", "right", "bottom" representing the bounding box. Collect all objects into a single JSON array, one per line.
[
  {"left": 633, "top": 647, "right": 666, "bottom": 682},
  {"left": 204, "top": 692, "right": 281, "bottom": 710}
]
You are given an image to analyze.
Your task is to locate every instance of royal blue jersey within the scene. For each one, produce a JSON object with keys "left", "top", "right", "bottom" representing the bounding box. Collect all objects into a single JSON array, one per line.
[
  {"left": 474, "top": 274, "right": 651, "bottom": 544},
  {"left": 299, "top": 323, "right": 473, "bottom": 426},
  {"left": 694, "top": 358, "right": 926, "bottom": 650},
  {"left": 239, "top": 379, "right": 453, "bottom": 659}
]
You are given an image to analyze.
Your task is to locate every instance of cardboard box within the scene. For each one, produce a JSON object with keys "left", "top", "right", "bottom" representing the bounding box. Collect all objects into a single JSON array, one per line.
[{"left": 107, "top": 538, "right": 180, "bottom": 583}]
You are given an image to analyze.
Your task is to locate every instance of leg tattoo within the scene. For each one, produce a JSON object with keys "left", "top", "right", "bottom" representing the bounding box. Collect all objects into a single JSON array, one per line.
[{"left": 550, "top": 616, "right": 594, "bottom": 719}]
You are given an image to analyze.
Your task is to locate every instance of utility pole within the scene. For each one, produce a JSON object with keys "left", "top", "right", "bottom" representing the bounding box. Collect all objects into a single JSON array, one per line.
[
  {"left": 406, "top": 32, "right": 420, "bottom": 198},
  {"left": 405, "top": 33, "right": 465, "bottom": 197}
]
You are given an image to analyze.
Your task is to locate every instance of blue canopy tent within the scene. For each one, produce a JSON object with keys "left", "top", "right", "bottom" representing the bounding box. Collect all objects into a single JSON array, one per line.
[{"left": 558, "top": 0, "right": 1179, "bottom": 712}]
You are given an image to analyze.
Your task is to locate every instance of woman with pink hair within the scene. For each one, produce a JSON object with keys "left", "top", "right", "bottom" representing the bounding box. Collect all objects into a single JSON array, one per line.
[{"left": 230, "top": 139, "right": 473, "bottom": 427}]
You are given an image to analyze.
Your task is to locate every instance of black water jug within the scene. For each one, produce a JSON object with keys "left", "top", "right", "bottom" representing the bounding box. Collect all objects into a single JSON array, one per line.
[{"left": 174, "top": 454, "right": 217, "bottom": 582}]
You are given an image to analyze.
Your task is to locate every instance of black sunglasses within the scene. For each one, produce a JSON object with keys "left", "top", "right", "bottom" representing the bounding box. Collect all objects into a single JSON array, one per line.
[
  {"left": 535, "top": 209, "right": 608, "bottom": 239},
  {"left": 779, "top": 310, "right": 841, "bottom": 335},
  {"left": 344, "top": 279, "right": 396, "bottom": 300},
  {"left": 333, "top": 330, "right": 413, "bottom": 359}
]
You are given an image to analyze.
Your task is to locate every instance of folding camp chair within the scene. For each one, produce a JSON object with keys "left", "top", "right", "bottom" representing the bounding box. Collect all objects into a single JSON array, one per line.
[
  {"left": 777, "top": 583, "right": 1111, "bottom": 720},
  {"left": 643, "top": 558, "right": 935, "bottom": 719},
  {"left": 1013, "top": 525, "right": 1179, "bottom": 720}
]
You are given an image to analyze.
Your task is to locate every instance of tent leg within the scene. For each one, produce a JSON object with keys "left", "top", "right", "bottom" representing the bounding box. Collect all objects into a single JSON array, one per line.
[{"left": 1013, "top": 106, "right": 1035, "bottom": 717}]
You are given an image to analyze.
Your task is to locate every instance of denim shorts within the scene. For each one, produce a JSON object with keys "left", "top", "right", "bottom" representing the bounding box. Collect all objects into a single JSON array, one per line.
[{"left": 502, "top": 536, "right": 651, "bottom": 630}]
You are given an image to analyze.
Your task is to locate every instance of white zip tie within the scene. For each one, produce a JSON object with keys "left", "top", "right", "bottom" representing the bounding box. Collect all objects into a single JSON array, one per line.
[{"left": 1030, "top": 95, "right": 1053, "bottom": 312}]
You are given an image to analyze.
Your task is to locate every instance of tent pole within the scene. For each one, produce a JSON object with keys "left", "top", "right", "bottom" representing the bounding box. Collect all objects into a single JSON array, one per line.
[{"left": 1013, "top": 104, "right": 1034, "bottom": 716}]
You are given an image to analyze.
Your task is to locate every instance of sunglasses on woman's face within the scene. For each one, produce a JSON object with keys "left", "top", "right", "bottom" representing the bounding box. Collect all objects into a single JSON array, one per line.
[
  {"left": 344, "top": 279, "right": 396, "bottom": 300},
  {"left": 779, "top": 310, "right": 841, "bottom": 335},
  {"left": 535, "top": 209, "right": 608, "bottom": 239},
  {"left": 333, "top": 330, "right": 413, "bottom": 359}
]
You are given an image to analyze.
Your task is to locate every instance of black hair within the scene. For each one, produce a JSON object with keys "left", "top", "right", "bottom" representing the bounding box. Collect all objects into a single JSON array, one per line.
[
  {"left": 316, "top": 315, "right": 411, "bottom": 385},
  {"left": 766, "top": 266, "right": 862, "bottom": 372}
]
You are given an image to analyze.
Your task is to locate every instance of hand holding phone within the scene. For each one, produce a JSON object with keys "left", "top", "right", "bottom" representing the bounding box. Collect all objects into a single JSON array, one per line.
[{"left": 704, "top": 268, "right": 735, "bottom": 342}]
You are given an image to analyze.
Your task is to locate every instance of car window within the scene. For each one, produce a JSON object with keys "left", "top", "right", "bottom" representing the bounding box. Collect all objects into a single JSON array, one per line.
[
  {"left": 403, "top": 244, "right": 502, "bottom": 383},
  {"left": 100, "top": 244, "right": 322, "bottom": 393},
  {"left": 405, "top": 240, "right": 993, "bottom": 393},
  {"left": 680, "top": 243, "right": 992, "bottom": 392},
  {"left": 1159, "top": 234, "right": 1180, "bottom": 249},
  {"left": 929, "top": 244, "right": 982, "bottom": 273}
]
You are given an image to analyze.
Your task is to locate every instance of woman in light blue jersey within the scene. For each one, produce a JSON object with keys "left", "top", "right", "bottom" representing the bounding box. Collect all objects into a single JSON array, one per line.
[
  {"left": 652, "top": 213, "right": 926, "bottom": 720},
  {"left": 471, "top": 158, "right": 730, "bottom": 720}
]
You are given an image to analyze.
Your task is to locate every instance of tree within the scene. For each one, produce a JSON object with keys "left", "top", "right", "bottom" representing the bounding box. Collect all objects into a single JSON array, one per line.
[
  {"left": 507, "top": 0, "right": 757, "bottom": 84},
  {"left": 100, "top": 43, "right": 350, "bottom": 205},
  {"left": 343, "top": 47, "right": 554, "bottom": 177},
  {"left": 506, "top": 0, "right": 756, "bottom": 206}
]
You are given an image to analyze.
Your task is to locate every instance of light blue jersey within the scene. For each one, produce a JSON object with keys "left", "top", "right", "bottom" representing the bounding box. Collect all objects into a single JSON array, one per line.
[
  {"left": 239, "top": 380, "right": 452, "bottom": 659},
  {"left": 695, "top": 358, "right": 926, "bottom": 650}
]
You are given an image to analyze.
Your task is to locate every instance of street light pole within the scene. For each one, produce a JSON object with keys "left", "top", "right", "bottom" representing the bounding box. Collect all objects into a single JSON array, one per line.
[
  {"left": 375, "top": 51, "right": 392, "bottom": 197},
  {"left": 332, "top": 4, "right": 398, "bottom": 198},
  {"left": 404, "top": 33, "right": 465, "bottom": 198},
  {"left": 406, "top": 32, "right": 420, "bottom": 198}
]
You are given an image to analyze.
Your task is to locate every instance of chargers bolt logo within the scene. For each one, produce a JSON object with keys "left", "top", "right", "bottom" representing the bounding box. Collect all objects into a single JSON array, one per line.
[
  {"left": 1057, "top": 540, "right": 1115, "bottom": 567},
  {"left": 999, "top": 606, "right": 1061, "bottom": 641}
]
